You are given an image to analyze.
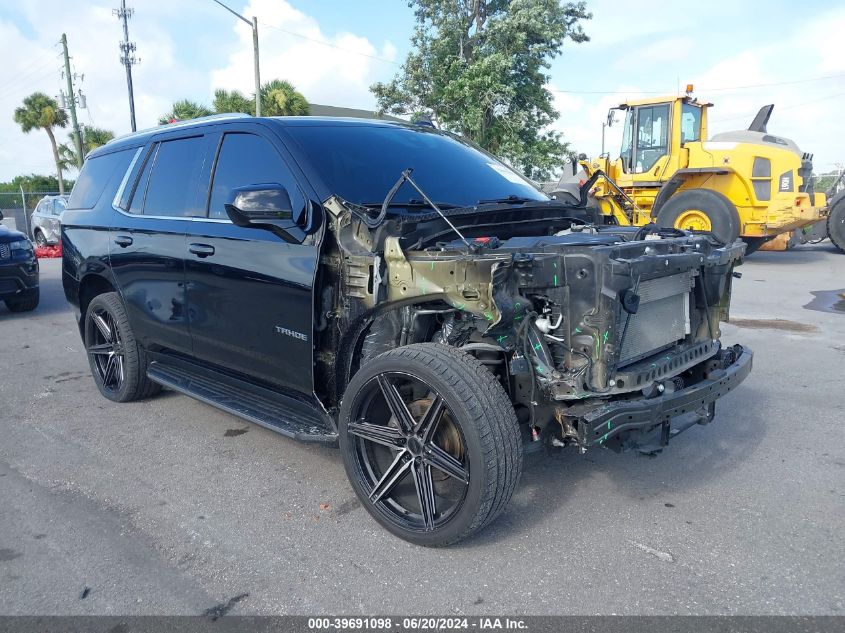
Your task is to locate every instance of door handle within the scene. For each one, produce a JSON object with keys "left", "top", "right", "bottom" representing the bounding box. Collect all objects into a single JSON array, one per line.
[
  {"left": 114, "top": 235, "right": 133, "bottom": 247},
  {"left": 188, "top": 243, "right": 215, "bottom": 258}
]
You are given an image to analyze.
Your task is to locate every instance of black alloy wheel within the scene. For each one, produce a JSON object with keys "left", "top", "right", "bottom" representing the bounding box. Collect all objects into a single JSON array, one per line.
[
  {"left": 340, "top": 344, "right": 522, "bottom": 546},
  {"left": 84, "top": 292, "right": 161, "bottom": 402},
  {"left": 87, "top": 306, "right": 126, "bottom": 393}
]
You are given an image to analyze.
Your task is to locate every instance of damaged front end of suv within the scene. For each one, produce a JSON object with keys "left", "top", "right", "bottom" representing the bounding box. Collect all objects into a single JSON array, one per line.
[
  {"left": 315, "top": 183, "right": 750, "bottom": 456},
  {"left": 288, "top": 121, "right": 751, "bottom": 545}
]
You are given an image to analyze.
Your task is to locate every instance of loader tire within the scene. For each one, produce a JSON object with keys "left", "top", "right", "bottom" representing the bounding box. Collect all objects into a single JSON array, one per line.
[
  {"left": 656, "top": 189, "right": 741, "bottom": 245},
  {"left": 827, "top": 198, "right": 845, "bottom": 254}
]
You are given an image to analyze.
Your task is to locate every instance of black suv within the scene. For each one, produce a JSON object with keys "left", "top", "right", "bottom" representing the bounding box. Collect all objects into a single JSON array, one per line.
[
  {"left": 0, "top": 211, "right": 39, "bottom": 312},
  {"left": 63, "top": 115, "right": 751, "bottom": 546}
]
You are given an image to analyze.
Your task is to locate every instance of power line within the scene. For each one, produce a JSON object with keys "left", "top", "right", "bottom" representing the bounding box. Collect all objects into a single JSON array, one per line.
[
  {"left": 710, "top": 91, "right": 845, "bottom": 125},
  {"left": 701, "top": 73, "right": 845, "bottom": 92},
  {"left": 0, "top": 61, "right": 58, "bottom": 97},
  {"left": 261, "top": 23, "right": 399, "bottom": 65},
  {"left": 550, "top": 72, "right": 845, "bottom": 96}
]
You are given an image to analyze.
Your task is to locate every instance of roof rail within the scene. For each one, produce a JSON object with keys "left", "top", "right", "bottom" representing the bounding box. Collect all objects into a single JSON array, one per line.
[{"left": 107, "top": 113, "right": 253, "bottom": 144}]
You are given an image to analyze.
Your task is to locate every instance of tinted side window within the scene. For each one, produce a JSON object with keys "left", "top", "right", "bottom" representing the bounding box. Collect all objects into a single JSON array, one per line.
[
  {"left": 68, "top": 149, "right": 135, "bottom": 209},
  {"left": 143, "top": 136, "right": 205, "bottom": 217},
  {"left": 207, "top": 133, "right": 305, "bottom": 220},
  {"left": 127, "top": 145, "right": 158, "bottom": 215}
]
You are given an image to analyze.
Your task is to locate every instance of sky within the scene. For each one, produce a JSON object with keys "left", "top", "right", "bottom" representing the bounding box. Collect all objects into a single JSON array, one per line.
[{"left": 0, "top": 0, "right": 843, "bottom": 183}]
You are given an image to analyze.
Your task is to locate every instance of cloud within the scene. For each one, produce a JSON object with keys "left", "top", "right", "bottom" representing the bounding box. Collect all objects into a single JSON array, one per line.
[
  {"left": 0, "top": 0, "right": 397, "bottom": 182},
  {"left": 549, "top": 4, "right": 845, "bottom": 174},
  {"left": 0, "top": 0, "right": 212, "bottom": 181},
  {"left": 209, "top": 0, "right": 396, "bottom": 109}
]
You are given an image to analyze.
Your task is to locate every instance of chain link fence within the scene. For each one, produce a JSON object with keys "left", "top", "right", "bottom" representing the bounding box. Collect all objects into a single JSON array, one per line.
[{"left": 0, "top": 191, "right": 62, "bottom": 236}]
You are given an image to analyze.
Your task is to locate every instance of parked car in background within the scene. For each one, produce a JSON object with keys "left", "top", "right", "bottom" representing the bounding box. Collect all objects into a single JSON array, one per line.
[
  {"left": 0, "top": 211, "right": 39, "bottom": 312},
  {"left": 31, "top": 194, "right": 67, "bottom": 246}
]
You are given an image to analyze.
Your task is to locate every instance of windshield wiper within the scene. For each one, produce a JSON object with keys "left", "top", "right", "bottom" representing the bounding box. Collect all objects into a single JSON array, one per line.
[
  {"left": 360, "top": 198, "right": 461, "bottom": 210},
  {"left": 369, "top": 168, "right": 470, "bottom": 247},
  {"left": 476, "top": 195, "right": 538, "bottom": 205}
]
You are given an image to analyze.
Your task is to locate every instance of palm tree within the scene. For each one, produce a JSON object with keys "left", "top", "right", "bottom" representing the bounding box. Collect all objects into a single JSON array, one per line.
[
  {"left": 158, "top": 99, "right": 213, "bottom": 125},
  {"left": 14, "top": 92, "right": 69, "bottom": 195},
  {"left": 260, "top": 80, "right": 309, "bottom": 116},
  {"left": 58, "top": 126, "right": 115, "bottom": 172},
  {"left": 213, "top": 88, "right": 254, "bottom": 115}
]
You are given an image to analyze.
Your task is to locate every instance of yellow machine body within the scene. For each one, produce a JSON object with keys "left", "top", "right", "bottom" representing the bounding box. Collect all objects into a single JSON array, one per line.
[{"left": 580, "top": 94, "right": 827, "bottom": 241}]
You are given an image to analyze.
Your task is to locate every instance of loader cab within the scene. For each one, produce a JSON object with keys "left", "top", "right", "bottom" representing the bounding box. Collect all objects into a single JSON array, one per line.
[{"left": 609, "top": 95, "right": 710, "bottom": 187}]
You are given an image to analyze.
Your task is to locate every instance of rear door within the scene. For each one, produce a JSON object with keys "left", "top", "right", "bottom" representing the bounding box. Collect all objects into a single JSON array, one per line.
[
  {"left": 109, "top": 133, "right": 211, "bottom": 355},
  {"left": 184, "top": 125, "right": 318, "bottom": 393}
]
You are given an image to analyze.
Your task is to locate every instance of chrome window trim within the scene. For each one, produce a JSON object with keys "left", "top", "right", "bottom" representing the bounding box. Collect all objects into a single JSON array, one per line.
[{"left": 111, "top": 146, "right": 144, "bottom": 213}]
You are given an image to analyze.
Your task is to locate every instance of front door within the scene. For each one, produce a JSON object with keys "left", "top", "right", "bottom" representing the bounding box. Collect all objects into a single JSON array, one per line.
[
  {"left": 109, "top": 135, "right": 209, "bottom": 355},
  {"left": 184, "top": 129, "right": 318, "bottom": 394}
]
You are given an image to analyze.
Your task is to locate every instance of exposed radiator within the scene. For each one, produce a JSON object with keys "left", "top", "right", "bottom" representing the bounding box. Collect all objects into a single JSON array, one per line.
[{"left": 618, "top": 271, "right": 694, "bottom": 366}]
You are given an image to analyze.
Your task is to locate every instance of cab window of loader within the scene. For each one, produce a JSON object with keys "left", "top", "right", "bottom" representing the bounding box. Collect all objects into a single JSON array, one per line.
[
  {"left": 634, "top": 104, "right": 670, "bottom": 173},
  {"left": 681, "top": 103, "right": 702, "bottom": 143},
  {"left": 620, "top": 109, "right": 634, "bottom": 172}
]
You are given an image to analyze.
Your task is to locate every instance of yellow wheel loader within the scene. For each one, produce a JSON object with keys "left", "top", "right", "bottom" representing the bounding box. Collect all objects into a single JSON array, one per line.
[{"left": 555, "top": 89, "right": 829, "bottom": 253}]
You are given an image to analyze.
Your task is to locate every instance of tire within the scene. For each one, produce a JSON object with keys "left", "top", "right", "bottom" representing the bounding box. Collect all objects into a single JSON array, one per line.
[
  {"left": 339, "top": 343, "right": 522, "bottom": 546},
  {"left": 656, "top": 189, "right": 741, "bottom": 245},
  {"left": 4, "top": 288, "right": 39, "bottom": 312},
  {"left": 827, "top": 198, "right": 845, "bottom": 254},
  {"left": 33, "top": 230, "right": 47, "bottom": 247},
  {"left": 84, "top": 292, "right": 161, "bottom": 403}
]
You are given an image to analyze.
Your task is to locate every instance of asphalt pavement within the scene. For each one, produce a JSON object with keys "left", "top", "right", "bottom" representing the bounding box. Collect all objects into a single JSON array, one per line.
[{"left": 0, "top": 244, "right": 843, "bottom": 615}]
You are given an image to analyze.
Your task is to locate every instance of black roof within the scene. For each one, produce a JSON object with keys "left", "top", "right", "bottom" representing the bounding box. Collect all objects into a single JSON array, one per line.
[{"left": 92, "top": 114, "right": 418, "bottom": 158}]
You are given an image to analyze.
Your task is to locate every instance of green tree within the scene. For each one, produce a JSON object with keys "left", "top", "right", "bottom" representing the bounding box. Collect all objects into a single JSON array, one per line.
[
  {"left": 372, "top": 0, "right": 590, "bottom": 180},
  {"left": 259, "top": 79, "right": 310, "bottom": 116},
  {"left": 0, "top": 174, "right": 74, "bottom": 208},
  {"left": 13, "top": 92, "right": 70, "bottom": 195},
  {"left": 158, "top": 99, "right": 214, "bottom": 125},
  {"left": 58, "top": 126, "right": 115, "bottom": 172},
  {"left": 213, "top": 88, "right": 254, "bottom": 115}
]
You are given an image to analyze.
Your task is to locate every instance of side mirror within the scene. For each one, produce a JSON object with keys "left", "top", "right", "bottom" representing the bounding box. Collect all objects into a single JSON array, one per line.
[
  {"left": 224, "top": 184, "right": 305, "bottom": 243},
  {"left": 607, "top": 109, "right": 616, "bottom": 127}
]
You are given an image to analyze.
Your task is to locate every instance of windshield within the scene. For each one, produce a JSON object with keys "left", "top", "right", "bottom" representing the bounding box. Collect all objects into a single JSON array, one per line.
[{"left": 283, "top": 124, "right": 548, "bottom": 207}]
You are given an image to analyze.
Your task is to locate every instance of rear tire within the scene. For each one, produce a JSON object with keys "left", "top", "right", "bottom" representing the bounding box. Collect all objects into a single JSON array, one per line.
[
  {"left": 656, "top": 189, "right": 741, "bottom": 245},
  {"left": 339, "top": 343, "right": 522, "bottom": 546},
  {"left": 4, "top": 288, "right": 39, "bottom": 312},
  {"left": 84, "top": 292, "right": 161, "bottom": 402},
  {"left": 33, "top": 230, "right": 47, "bottom": 247},
  {"left": 827, "top": 198, "right": 845, "bottom": 254}
]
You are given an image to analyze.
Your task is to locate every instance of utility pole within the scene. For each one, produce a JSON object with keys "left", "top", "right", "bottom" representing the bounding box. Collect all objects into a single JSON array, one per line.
[
  {"left": 114, "top": 0, "right": 139, "bottom": 131},
  {"left": 60, "top": 34, "right": 84, "bottom": 170},
  {"left": 252, "top": 16, "right": 261, "bottom": 116},
  {"left": 211, "top": 0, "right": 261, "bottom": 116}
]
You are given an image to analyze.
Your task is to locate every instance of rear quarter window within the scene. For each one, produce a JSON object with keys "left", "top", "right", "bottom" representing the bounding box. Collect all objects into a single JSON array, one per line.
[{"left": 68, "top": 148, "right": 135, "bottom": 210}]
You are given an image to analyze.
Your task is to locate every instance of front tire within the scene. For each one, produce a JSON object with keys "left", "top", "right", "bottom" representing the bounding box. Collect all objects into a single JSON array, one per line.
[
  {"left": 339, "top": 344, "right": 522, "bottom": 546},
  {"left": 84, "top": 292, "right": 161, "bottom": 402},
  {"left": 656, "top": 189, "right": 741, "bottom": 245},
  {"left": 33, "top": 230, "right": 47, "bottom": 247},
  {"left": 827, "top": 198, "right": 845, "bottom": 254},
  {"left": 4, "top": 288, "right": 39, "bottom": 312}
]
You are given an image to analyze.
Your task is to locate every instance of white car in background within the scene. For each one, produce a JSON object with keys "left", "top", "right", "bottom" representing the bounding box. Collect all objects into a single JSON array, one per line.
[{"left": 30, "top": 195, "right": 67, "bottom": 246}]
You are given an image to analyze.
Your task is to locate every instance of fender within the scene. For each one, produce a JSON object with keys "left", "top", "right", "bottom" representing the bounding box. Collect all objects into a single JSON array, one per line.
[{"left": 651, "top": 167, "right": 732, "bottom": 218}]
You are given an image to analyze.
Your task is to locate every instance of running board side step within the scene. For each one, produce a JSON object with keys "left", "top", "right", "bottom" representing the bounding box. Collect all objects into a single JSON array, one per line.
[{"left": 147, "top": 360, "right": 337, "bottom": 445}]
